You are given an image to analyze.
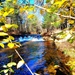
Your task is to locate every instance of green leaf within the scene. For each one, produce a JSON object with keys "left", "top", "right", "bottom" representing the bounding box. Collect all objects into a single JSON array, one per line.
[
  {"left": 0, "top": 32, "right": 8, "bottom": 36},
  {"left": 0, "top": 70, "right": 4, "bottom": 73},
  {"left": 46, "top": 0, "right": 50, "bottom": 3},
  {"left": 57, "top": 32, "right": 67, "bottom": 39},
  {"left": 68, "top": 38, "right": 73, "bottom": 43},
  {"left": 0, "top": 43, "right": 4, "bottom": 48},
  {"left": 7, "top": 55, "right": 13, "bottom": 58},
  {"left": 68, "top": 36, "right": 75, "bottom": 43},
  {"left": 53, "top": 21, "right": 61, "bottom": 27},
  {"left": 7, "top": 62, "right": 16, "bottom": 67},
  {"left": 7, "top": 43, "right": 14, "bottom": 48},
  {"left": 17, "top": 60, "right": 24, "bottom": 69}
]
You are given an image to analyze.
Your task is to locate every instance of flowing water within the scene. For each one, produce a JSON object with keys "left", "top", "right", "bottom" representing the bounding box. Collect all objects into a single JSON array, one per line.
[{"left": 0, "top": 35, "right": 50, "bottom": 75}]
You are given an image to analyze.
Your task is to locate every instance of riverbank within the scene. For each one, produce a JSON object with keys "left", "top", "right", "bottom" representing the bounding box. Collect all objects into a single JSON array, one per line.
[{"left": 42, "top": 32, "right": 75, "bottom": 75}]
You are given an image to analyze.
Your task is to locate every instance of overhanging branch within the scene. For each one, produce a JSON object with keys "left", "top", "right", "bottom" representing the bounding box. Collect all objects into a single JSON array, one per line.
[
  {"left": 34, "top": 4, "right": 46, "bottom": 10},
  {"left": 55, "top": 13, "right": 75, "bottom": 19},
  {"left": 34, "top": 4, "right": 75, "bottom": 19}
]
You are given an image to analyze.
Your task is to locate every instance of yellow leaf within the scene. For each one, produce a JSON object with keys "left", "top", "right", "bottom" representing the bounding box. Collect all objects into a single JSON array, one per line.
[
  {"left": 4, "top": 69, "right": 9, "bottom": 73},
  {"left": 19, "top": 6, "right": 29, "bottom": 13},
  {"left": 9, "top": 8, "right": 14, "bottom": 14},
  {"left": 0, "top": 3, "right": 2, "bottom": 5},
  {"left": 51, "top": 0, "right": 54, "bottom": 4},
  {"left": 40, "top": 10, "right": 45, "bottom": 15},
  {"left": 0, "top": 43, "right": 4, "bottom": 48},
  {"left": 3, "top": 39, "right": 9, "bottom": 43},
  {"left": 0, "top": 11, "right": 2, "bottom": 16},
  {"left": 6, "top": 0, "right": 11, "bottom": 1},
  {"left": 24, "top": 6, "right": 29, "bottom": 10},
  {"left": 28, "top": 6, "right": 34, "bottom": 11},
  {"left": 68, "top": 20, "right": 74, "bottom": 24},
  {"left": 1, "top": 26, "right": 8, "bottom": 32},
  {"left": 46, "top": 8, "right": 51, "bottom": 13},
  {"left": 11, "top": 24, "right": 18, "bottom": 28},
  {"left": 27, "top": 14, "right": 34, "bottom": 19},
  {"left": 5, "top": 24, "right": 18, "bottom": 29},
  {"left": 17, "top": 60, "right": 24, "bottom": 69},
  {"left": 9, "top": 36, "right": 14, "bottom": 40},
  {"left": 0, "top": 32, "right": 8, "bottom": 36},
  {"left": 5, "top": 24, "right": 12, "bottom": 28},
  {"left": 72, "top": 3, "right": 75, "bottom": 7},
  {"left": 0, "top": 17, "right": 5, "bottom": 23},
  {"left": 8, "top": 43, "right": 14, "bottom": 48},
  {"left": 53, "top": 0, "right": 66, "bottom": 8},
  {"left": 3, "top": 12, "right": 9, "bottom": 17},
  {"left": 19, "top": 7, "right": 24, "bottom": 13},
  {"left": 0, "top": 12, "right": 2, "bottom": 16},
  {"left": 13, "top": 0, "right": 17, "bottom": 4},
  {"left": 3, "top": 7, "right": 9, "bottom": 11},
  {"left": 7, "top": 62, "right": 16, "bottom": 67},
  {"left": 0, "top": 27, "right": 3, "bottom": 30}
]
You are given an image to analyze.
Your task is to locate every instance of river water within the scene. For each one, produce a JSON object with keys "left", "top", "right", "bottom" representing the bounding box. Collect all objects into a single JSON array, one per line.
[{"left": 0, "top": 35, "right": 50, "bottom": 75}]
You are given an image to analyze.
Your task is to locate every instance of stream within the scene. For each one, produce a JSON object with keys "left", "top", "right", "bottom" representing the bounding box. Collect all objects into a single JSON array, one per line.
[{"left": 0, "top": 35, "right": 50, "bottom": 75}]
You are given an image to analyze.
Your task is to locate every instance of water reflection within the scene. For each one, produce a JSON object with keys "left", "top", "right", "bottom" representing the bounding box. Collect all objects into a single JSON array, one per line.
[{"left": 0, "top": 41, "right": 47, "bottom": 75}]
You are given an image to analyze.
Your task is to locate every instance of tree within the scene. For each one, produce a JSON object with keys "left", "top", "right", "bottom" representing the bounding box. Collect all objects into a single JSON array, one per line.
[
  {"left": 27, "top": 16, "right": 38, "bottom": 33},
  {"left": 43, "top": 12, "right": 60, "bottom": 32},
  {"left": 34, "top": 0, "right": 75, "bottom": 42}
]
